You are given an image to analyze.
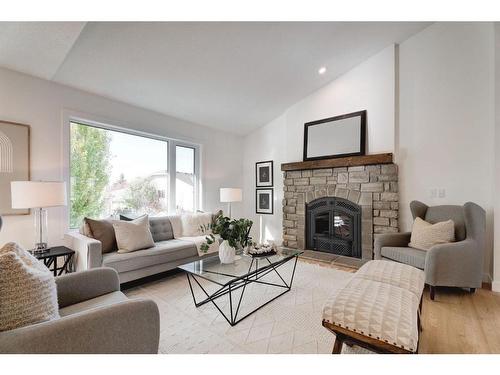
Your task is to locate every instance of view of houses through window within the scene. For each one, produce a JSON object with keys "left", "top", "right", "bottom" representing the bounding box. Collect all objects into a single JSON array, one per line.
[{"left": 69, "top": 121, "right": 198, "bottom": 228}]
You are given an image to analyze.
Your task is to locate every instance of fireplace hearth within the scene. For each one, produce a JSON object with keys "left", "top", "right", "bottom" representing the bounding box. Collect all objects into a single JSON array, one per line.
[{"left": 306, "top": 197, "right": 361, "bottom": 258}]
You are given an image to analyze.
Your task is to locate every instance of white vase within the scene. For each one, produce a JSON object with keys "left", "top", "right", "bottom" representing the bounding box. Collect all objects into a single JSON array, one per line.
[{"left": 219, "top": 240, "right": 236, "bottom": 264}]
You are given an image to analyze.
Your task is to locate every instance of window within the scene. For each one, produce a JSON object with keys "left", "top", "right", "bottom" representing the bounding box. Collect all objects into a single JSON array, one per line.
[
  {"left": 69, "top": 121, "right": 199, "bottom": 228},
  {"left": 175, "top": 145, "right": 196, "bottom": 212}
]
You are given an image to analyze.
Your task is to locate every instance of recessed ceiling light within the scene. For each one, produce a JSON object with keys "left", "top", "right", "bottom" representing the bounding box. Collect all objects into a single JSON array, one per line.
[{"left": 318, "top": 66, "right": 327, "bottom": 75}]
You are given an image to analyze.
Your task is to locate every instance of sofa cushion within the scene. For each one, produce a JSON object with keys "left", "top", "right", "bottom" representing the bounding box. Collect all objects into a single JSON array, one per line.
[
  {"left": 102, "top": 239, "right": 198, "bottom": 273},
  {"left": 380, "top": 246, "right": 426, "bottom": 270},
  {"left": 119, "top": 215, "right": 175, "bottom": 242},
  {"left": 59, "top": 291, "right": 128, "bottom": 317},
  {"left": 355, "top": 260, "right": 425, "bottom": 299},
  {"left": 149, "top": 216, "right": 174, "bottom": 242}
]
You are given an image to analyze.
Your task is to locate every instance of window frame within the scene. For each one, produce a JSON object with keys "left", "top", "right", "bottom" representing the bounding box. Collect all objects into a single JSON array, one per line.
[
  {"left": 65, "top": 116, "right": 201, "bottom": 228},
  {"left": 173, "top": 143, "right": 199, "bottom": 213}
]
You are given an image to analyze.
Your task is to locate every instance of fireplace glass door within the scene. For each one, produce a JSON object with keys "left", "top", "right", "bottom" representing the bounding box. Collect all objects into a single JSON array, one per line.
[{"left": 306, "top": 197, "right": 361, "bottom": 258}]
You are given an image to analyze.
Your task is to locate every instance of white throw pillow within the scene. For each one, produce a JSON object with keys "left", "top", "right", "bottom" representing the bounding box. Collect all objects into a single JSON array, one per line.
[
  {"left": 0, "top": 242, "right": 59, "bottom": 332},
  {"left": 167, "top": 214, "right": 183, "bottom": 238},
  {"left": 112, "top": 215, "right": 155, "bottom": 253},
  {"left": 181, "top": 213, "right": 213, "bottom": 237},
  {"left": 408, "top": 217, "right": 455, "bottom": 251}
]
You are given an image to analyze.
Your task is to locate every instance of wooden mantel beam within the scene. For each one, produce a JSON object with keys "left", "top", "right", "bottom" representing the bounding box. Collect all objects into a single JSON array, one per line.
[{"left": 281, "top": 153, "right": 393, "bottom": 171}]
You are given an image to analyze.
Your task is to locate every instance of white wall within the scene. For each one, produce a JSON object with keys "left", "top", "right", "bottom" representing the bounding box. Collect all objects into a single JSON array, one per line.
[
  {"left": 398, "top": 22, "right": 495, "bottom": 281},
  {"left": 0, "top": 67, "right": 244, "bottom": 249},
  {"left": 243, "top": 114, "right": 287, "bottom": 242},
  {"left": 243, "top": 45, "right": 396, "bottom": 242}
]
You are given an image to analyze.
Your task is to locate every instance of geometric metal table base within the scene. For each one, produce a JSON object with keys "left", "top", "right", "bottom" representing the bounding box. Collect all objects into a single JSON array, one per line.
[
  {"left": 186, "top": 255, "right": 299, "bottom": 326},
  {"left": 41, "top": 254, "right": 74, "bottom": 276}
]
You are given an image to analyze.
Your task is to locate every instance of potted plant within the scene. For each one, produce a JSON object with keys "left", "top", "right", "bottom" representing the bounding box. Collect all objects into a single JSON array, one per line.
[{"left": 200, "top": 213, "right": 253, "bottom": 263}]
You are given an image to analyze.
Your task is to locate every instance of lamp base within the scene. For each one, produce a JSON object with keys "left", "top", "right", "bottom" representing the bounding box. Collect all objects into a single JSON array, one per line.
[{"left": 34, "top": 208, "right": 49, "bottom": 254}]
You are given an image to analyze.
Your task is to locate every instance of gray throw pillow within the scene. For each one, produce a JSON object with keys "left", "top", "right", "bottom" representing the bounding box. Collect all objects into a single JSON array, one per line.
[{"left": 84, "top": 217, "right": 118, "bottom": 254}]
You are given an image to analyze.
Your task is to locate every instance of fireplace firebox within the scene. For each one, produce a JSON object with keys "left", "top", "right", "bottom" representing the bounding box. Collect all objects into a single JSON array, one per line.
[{"left": 306, "top": 197, "right": 361, "bottom": 258}]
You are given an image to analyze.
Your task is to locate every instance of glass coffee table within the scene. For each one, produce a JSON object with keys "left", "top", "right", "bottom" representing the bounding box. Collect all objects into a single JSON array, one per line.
[{"left": 178, "top": 248, "right": 303, "bottom": 326}]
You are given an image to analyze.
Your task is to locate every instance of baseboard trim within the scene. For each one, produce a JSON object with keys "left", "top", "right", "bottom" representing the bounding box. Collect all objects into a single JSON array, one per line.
[
  {"left": 483, "top": 272, "right": 492, "bottom": 283},
  {"left": 492, "top": 280, "right": 500, "bottom": 293}
]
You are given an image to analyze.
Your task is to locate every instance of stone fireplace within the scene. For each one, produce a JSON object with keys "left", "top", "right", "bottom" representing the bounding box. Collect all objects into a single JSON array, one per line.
[{"left": 282, "top": 157, "right": 398, "bottom": 259}]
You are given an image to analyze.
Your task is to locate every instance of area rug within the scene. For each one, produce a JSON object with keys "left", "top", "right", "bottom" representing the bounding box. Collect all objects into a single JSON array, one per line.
[{"left": 124, "top": 260, "right": 358, "bottom": 354}]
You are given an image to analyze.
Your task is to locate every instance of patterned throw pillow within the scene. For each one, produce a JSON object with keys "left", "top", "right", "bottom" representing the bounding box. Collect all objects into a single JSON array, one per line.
[
  {"left": 0, "top": 242, "right": 59, "bottom": 332},
  {"left": 409, "top": 217, "right": 455, "bottom": 251}
]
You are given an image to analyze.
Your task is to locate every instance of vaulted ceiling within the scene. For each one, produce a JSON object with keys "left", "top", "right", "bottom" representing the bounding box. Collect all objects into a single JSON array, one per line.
[{"left": 0, "top": 22, "right": 430, "bottom": 135}]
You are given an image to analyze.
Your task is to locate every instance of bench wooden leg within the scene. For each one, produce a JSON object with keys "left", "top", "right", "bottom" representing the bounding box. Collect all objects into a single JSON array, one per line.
[
  {"left": 429, "top": 285, "right": 435, "bottom": 300},
  {"left": 332, "top": 335, "right": 344, "bottom": 354},
  {"left": 470, "top": 288, "right": 476, "bottom": 294}
]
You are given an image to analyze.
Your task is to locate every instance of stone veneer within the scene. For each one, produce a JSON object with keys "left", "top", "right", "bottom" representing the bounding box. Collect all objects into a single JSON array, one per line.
[{"left": 282, "top": 163, "right": 399, "bottom": 259}]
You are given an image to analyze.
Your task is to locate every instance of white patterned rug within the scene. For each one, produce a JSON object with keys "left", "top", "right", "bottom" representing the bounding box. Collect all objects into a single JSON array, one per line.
[{"left": 124, "top": 260, "right": 356, "bottom": 354}]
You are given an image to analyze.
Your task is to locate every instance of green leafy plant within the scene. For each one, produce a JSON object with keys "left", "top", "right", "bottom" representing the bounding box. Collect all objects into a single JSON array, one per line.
[
  {"left": 200, "top": 213, "right": 253, "bottom": 253},
  {"left": 70, "top": 123, "right": 111, "bottom": 228}
]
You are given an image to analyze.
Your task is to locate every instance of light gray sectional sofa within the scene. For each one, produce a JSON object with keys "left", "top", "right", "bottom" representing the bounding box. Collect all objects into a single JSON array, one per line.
[{"left": 65, "top": 215, "right": 211, "bottom": 283}]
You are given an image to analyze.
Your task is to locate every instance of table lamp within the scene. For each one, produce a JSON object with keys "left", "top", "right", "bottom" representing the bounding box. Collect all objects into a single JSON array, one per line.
[
  {"left": 219, "top": 188, "right": 242, "bottom": 217},
  {"left": 11, "top": 181, "right": 67, "bottom": 253}
]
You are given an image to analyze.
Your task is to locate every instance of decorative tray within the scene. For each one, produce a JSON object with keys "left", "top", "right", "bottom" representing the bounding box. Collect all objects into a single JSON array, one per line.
[
  {"left": 248, "top": 250, "right": 277, "bottom": 258},
  {"left": 246, "top": 243, "right": 277, "bottom": 258}
]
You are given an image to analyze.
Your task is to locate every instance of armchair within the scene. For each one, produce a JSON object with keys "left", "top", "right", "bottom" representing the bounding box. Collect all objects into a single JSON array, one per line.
[
  {"left": 374, "top": 200, "right": 485, "bottom": 300},
  {"left": 0, "top": 268, "right": 160, "bottom": 353}
]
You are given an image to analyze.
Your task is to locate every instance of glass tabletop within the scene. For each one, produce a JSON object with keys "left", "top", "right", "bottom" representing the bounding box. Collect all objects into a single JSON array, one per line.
[{"left": 178, "top": 248, "right": 303, "bottom": 286}]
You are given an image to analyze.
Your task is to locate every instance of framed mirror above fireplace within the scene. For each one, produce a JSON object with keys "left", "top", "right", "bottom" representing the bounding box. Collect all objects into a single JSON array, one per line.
[
  {"left": 303, "top": 110, "right": 366, "bottom": 161},
  {"left": 305, "top": 197, "right": 361, "bottom": 258}
]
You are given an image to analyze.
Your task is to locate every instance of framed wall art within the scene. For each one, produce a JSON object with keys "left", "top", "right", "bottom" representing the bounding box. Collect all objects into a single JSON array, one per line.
[
  {"left": 303, "top": 110, "right": 366, "bottom": 161},
  {"left": 0, "top": 121, "right": 30, "bottom": 215},
  {"left": 256, "top": 160, "right": 273, "bottom": 187},
  {"left": 256, "top": 188, "right": 273, "bottom": 215}
]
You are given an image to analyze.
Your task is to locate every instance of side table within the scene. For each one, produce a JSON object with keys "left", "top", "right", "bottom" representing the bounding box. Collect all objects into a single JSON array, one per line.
[{"left": 30, "top": 246, "right": 75, "bottom": 276}]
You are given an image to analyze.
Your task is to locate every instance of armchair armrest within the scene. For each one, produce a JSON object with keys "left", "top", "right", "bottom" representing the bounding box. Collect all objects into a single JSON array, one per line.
[
  {"left": 56, "top": 268, "right": 120, "bottom": 308},
  {"left": 65, "top": 231, "right": 102, "bottom": 270},
  {"left": 373, "top": 232, "right": 411, "bottom": 259},
  {"left": 424, "top": 240, "right": 482, "bottom": 288},
  {"left": 0, "top": 299, "right": 159, "bottom": 354}
]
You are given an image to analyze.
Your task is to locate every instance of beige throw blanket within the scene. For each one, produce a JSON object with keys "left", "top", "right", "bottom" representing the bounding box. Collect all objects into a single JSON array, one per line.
[{"left": 178, "top": 234, "right": 220, "bottom": 256}]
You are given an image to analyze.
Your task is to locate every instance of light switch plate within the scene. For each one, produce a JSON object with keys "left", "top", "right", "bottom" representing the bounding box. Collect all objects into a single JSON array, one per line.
[{"left": 429, "top": 188, "right": 437, "bottom": 198}]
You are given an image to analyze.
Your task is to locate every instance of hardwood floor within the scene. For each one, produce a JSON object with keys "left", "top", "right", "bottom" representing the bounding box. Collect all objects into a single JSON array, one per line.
[
  {"left": 301, "top": 256, "right": 500, "bottom": 354},
  {"left": 419, "top": 285, "right": 500, "bottom": 353}
]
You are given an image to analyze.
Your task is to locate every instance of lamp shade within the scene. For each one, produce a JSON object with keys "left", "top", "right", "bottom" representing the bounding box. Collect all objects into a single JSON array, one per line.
[
  {"left": 11, "top": 181, "right": 67, "bottom": 209},
  {"left": 220, "top": 188, "right": 242, "bottom": 203}
]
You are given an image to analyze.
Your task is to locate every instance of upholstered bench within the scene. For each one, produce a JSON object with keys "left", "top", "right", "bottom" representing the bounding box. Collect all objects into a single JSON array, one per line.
[{"left": 322, "top": 260, "right": 425, "bottom": 354}]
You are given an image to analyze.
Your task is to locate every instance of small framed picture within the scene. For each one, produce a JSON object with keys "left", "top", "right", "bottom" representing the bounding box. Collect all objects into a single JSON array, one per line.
[
  {"left": 256, "top": 160, "right": 273, "bottom": 187},
  {"left": 256, "top": 188, "right": 273, "bottom": 215}
]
